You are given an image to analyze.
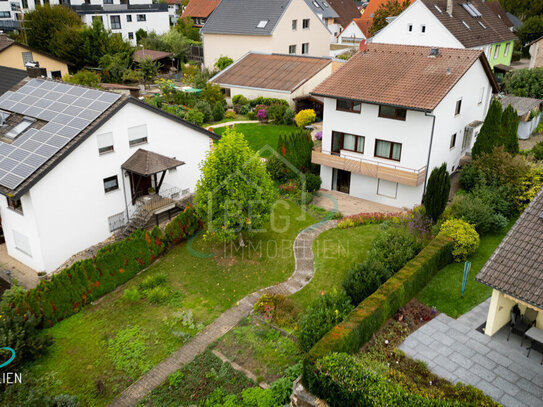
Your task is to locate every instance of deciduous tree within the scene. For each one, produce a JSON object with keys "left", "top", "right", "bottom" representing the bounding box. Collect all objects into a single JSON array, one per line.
[{"left": 369, "top": 0, "right": 411, "bottom": 35}]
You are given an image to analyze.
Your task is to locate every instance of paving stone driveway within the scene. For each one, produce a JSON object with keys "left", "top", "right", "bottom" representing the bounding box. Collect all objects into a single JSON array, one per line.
[{"left": 399, "top": 301, "right": 543, "bottom": 407}]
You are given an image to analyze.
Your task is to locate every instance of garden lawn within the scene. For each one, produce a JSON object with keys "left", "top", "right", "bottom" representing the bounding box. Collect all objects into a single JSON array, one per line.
[
  {"left": 27, "top": 200, "right": 316, "bottom": 407},
  {"left": 417, "top": 221, "right": 514, "bottom": 318},
  {"left": 203, "top": 114, "right": 250, "bottom": 128},
  {"left": 213, "top": 123, "right": 299, "bottom": 157},
  {"left": 290, "top": 224, "right": 381, "bottom": 310}
]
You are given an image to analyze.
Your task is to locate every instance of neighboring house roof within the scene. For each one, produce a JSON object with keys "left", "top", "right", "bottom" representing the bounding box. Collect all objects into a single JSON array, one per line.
[
  {"left": 353, "top": 0, "right": 414, "bottom": 37},
  {"left": 311, "top": 43, "right": 499, "bottom": 111},
  {"left": 304, "top": 0, "right": 339, "bottom": 19},
  {"left": 0, "top": 66, "right": 27, "bottom": 95},
  {"left": 527, "top": 35, "right": 543, "bottom": 48},
  {"left": 166, "top": 0, "right": 182, "bottom": 5},
  {"left": 327, "top": 0, "right": 361, "bottom": 28},
  {"left": 0, "top": 78, "right": 217, "bottom": 198},
  {"left": 349, "top": 16, "right": 372, "bottom": 37},
  {"left": 506, "top": 12, "right": 523, "bottom": 32},
  {"left": 200, "top": 0, "right": 291, "bottom": 35},
  {"left": 476, "top": 187, "right": 543, "bottom": 310},
  {"left": 122, "top": 148, "right": 185, "bottom": 176},
  {"left": 420, "top": 0, "right": 517, "bottom": 48},
  {"left": 182, "top": 0, "right": 220, "bottom": 18},
  {"left": 499, "top": 95, "right": 542, "bottom": 117},
  {"left": 134, "top": 49, "right": 173, "bottom": 62},
  {"left": 485, "top": 1, "right": 514, "bottom": 30},
  {"left": 211, "top": 52, "right": 332, "bottom": 92},
  {"left": 0, "top": 34, "right": 72, "bottom": 66}
]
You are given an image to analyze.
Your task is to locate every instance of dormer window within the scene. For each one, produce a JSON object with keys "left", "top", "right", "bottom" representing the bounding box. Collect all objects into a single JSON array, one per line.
[
  {"left": 4, "top": 117, "right": 35, "bottom": 141},
  {"left": 313, "top": 1, "right": 321, "bottom": 8},
  {"left": 257, "top": 20, "right": 268, "bottom": 28}
]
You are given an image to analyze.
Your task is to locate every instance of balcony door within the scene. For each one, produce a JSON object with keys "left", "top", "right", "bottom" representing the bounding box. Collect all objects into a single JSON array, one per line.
[{"left": 332, "top": 169, "right": 350, "bottom": 194}]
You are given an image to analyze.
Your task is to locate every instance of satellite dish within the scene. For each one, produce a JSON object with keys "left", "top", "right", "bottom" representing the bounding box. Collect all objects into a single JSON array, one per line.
[{"left": 359, "top": 39, "right": 368, "bottom": 52}]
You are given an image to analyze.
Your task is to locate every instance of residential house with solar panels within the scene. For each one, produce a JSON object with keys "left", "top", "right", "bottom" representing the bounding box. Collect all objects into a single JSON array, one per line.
[
  {"left": 370, "top": 0, "right": 517, "bottom": 69},
  {"left": 0, "top": 78, "right": 217, "bottom": 274},
  {"left": 0, "top": 0, "right": 170, "bottom": 46},
  {"left": 200, "top": 0, "right": 331, "bottom": 69},
  {"left": 310, "top": 43, "right": 499, "bottom": 208}
]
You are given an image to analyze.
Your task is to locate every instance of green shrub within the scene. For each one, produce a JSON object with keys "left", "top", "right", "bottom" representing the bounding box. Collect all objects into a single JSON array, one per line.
[
  {"left": 298, "top": 289, "right": 354, "bottom": 352},
  {"left": 195, "top": 100, "right": 213, "bottom": 122},
  {"left": 224, "top": 110, "right": 237, "bottom": 119},
  {"left": 212, "top": 101, "right": 225, "bottom": 121},
  {"left": 513, "top": 165, "right": 543, "bottom": 212},
  {"left": 303, "top": 234, "right": 453, "bottom": 391},
  {"left": 304, "top": 173, "right": 321, "bottom": 193},
  {"left": 232, "top": 94, "right": 248, "bottom": 105},
  {"left": 459, "top": 163, "right": 483, "bottom": 191},
  {"left": 343, "top": 258, "right": 389, "bottom": 307},
  {"left": 164, "top": 206, "right": 201, "bottom": 243},
  {"left": 239, "top": 104, "right": 251, "bottom": 115},
  {"left": 277, "top": 130, "right": 313, "bottom": 173},
  {"left": 532, "top": 141, "right": 543, "bottom": 161},
  {"left": 267, "top": 104, "right": 287, "bottom": 123},
  {"left": 425, "top": 163, "right": 450, "bottom": 222},
  {"left": 139, "top": 272, "right": 167, "bottom": 290},
  {"left": 248, "top": 96, "right": 289, "bottom": 107},
  {"left": 186, "top": 109, "right": 204, "bottom": 126},
  {"left": 439, "top": 219, "right": 479, "bottom": 262},
  {"left": 247, "top": 111, "right": 256, "bottom": 120},
  {"left": 295, "top": 109, "right": 316, "bottom": 128},
  {"left": 450, "top": 194, "right": 506, "bottom": 234},
  {"left": 146, "top": 285, "right": 170, "bottom": 304},
  {"left": 282, "top": 108, "right": 295, "bottom": 125},
  {"left": 266, "top": 154, "right": 290, "bottom": 182},
  {"left": 215, "top": 56, "right": 233, "bottom": 71},
  {"left": 122, "top": 287, "right": 142, "bottom": 303}
]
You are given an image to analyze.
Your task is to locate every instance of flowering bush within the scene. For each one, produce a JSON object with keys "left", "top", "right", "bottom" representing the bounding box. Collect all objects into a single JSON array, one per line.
[
  {"left": 314, "top": 131, "right": 322, "bottom": 140},
  {"left": 337, "top": 212, "right": 405, "bottom": 229},
  {"left": 278, "top": 180, "right": 297, "bottom": 192},
  {"left": 257, "top": 109, "right": 267, "bottom": 122},
  {"left": 224, "top": 110, "right": 236, "bottom": 119},
  {"left": 439, "top": 219, "right": 480, "bottom": 261},
  {"left": 295, "top": 109, "right": 316, "bottom": 128}
]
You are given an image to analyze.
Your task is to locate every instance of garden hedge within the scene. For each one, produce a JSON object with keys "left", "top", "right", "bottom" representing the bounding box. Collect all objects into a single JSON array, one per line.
[
  {"left": 7, "top": 207, "right": 201, "bottom": 327},
  {"left": 302, "top": 234, "right": 453, "bottom": 393}
]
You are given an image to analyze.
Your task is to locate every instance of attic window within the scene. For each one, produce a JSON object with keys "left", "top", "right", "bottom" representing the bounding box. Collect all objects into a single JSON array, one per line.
[
  {"left": 313, "top": 1, "right": 321, "bottom": 8},
  {"left": 462, "top": 2, "right": 482, "bottom": 18},
  {"left": 322, "top": 1, "right": 329, "bottom": 7},
  {"left": 478, "top": 21, "right": 486, "bottom": 29},
  {"left": 462, "top": 20, "right": 470, "bottom": 30},
  {"left": 434, "top": 4, "right": 442, "bottom": 13},
  {"left": 4, "top": 117, "right": 35, "bottom": 141},
  {"left": 256, "top": 20, "right": 268, "bottom": 28}
]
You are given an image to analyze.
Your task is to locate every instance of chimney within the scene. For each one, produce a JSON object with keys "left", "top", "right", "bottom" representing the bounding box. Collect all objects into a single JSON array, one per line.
[{"left": 447, "top": 0, "right": 453, "bottom": 16}]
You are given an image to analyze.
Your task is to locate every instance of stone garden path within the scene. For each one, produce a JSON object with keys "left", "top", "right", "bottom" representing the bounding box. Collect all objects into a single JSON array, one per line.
[{"left": 109, "top": 219, "right": 338, "bottom": 407}]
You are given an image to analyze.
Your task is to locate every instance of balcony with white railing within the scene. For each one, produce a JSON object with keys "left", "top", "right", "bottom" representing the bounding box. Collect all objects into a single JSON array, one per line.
[{"left": 311, "top": 147, "right": 427, "bottom": 187}]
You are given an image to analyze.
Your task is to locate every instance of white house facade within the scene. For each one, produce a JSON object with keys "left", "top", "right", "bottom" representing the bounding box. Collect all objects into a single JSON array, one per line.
[
  {"left": 0, "top": 79, "right": 215, "bottom": 273},
  {"left": 337, "top": 19, "right": 366, "bottom": 45},
  {"left": 0, "top": 0, "right": 170, "bottom": 46},
  {"left": 311, "top": 44, "right": 498, "bottom": 208}
]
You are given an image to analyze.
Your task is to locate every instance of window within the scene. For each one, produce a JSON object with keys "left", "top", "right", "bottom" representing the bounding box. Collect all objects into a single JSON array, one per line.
[
  {"left": 377, "top": 179, "right": 398, "bottom": 198},
  {"left": 504, "top": 42, "right": 510, "bottom": 57},
  {"left": 0, "top": 11, "right": 10, "bottom": 18},
  {"left": 292, "top": 19, "right": 297, "bottom": 30},
  {"left": 221, "top": 87, "right": 231, "bottom": 97},
  {"left": 5, "top": 117, "right": 34, "bottom": 141},
  {"left": 493, "top": 44, "right": 500, "bottom": 59},
  {"left": 378, "top": 105, "right": 406, "bottom": 121},
  {"left": 450, "top": 133, "right": 456, "bottom": 149},
  {"left": 478, "top": 87, "right": 484, "bottom": 104},
  {"left": 128, "top": 124, "right": 148, "bottom": 146},
  {"left": 127, "top": 14, "right": 132, "bottom": 22},
  {"left": 97, "top": 132, "right": 114, "bottom": 154},
  {"left": 331, "top": 131, "right": 364, "bottom": 154},
  {"left": 92, "top": 16, "right": 103, "bottom": 24},
  {"left": 462, "top": 127, "right": 473, "bottom": 150},
  {"left": 301, "top": 42, "right": 309, "bottom": 54},
  {"left": 336, "top": 99, "right": 361, "bottom": 113},
  {"left": 137, "top": 14, "right": 146, "bottom": 22},
  {"left": 21, "top": 0, "right": 28, "bottom": 8},
  {"left": 289, "top": 44, "right": 296, "bottom": 54},
  {"left": 256, "top": 19, "right": 268, "bottom": 28},
  {"left": 128, "top": 32, "right": 134, "bottom": 40},
  {"left": 21, "top": 51, "right": 33, "bottom": 65},
  {"left": 375, "top": 139, "right": 401, "bottom": 161},
  {"left": 103, "top": 175, "right": 119, "bottom": 193},
  {"left": 421, "top": 24, "right": 426, "bottom": 33},
  {"left": 110, "top": 15, "right": 121, "bottom": 29},
  {"left": 313, "top": 0, "right": 321, "bottom": 8},
  {"left": 13, "top": 230, "right": 31, "bottom": 257},
  {"left": 104, "top": 0, "right": 113, "bottom": 3},
  {"left": 408, "top": 24, "right": 413, "bottom": 32},
  {"left": 7, "top": 197, "right": 23, "bottom": 214},
  {"left": 302, "top": 19, "right": 310, "bottom": 29},
  {"left": 455, "top": 98, "right": 462, "bottom": 116}
]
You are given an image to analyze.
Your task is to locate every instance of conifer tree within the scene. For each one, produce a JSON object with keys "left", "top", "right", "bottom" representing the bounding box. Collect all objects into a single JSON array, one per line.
[
  {"left": 472, "top": 99, "right": 503, "bottom": 159},
  {"left": 501, "top": 104, "right": 520, "bottom": 154},
  {"left": 425, "top": 163, "right": 450, "bottom": 222}
]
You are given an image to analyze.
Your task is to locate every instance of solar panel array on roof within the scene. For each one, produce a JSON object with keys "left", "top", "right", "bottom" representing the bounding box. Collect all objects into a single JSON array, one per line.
[{"left": 0, "top": 79, "right": 120, "bottom": 190}]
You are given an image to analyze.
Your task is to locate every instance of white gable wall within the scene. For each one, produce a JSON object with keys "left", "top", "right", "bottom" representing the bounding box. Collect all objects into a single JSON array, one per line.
[
  {"left": 338, "top": 20, "right": 366, "bottom": 45},
  {"left": 1, "top": 102, "right": 211, "bottom": 273},
  {"left": 371, "top": 0, "right": 463, "bottom": 48}
]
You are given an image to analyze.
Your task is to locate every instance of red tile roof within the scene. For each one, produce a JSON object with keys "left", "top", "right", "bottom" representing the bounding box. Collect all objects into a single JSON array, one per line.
[
  {"left": 311, "top": 43, "right": 498, "bottom": 111},
  {"left": 485, "top": 0, "right": 514, "bottom": 29},
  {"left": 355, "top": 0, "right": 414, "bottom": 37},
  {"left": 134, "top": 49, "right": 173, "bottom": 62},
  {"left": 352, "top": 17, "right": 371, "bottom": 37},
  {"left": 182, "top": 0, "right": 221, "bottom": 18}
]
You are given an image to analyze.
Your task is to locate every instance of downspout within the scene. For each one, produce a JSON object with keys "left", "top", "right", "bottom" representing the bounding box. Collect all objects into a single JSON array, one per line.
[
  {"left": 422, "top": 111, "right": 436, "bottom": 204},
  {"left": 121, "top": 170, "right": 129, "bottom": 221}
]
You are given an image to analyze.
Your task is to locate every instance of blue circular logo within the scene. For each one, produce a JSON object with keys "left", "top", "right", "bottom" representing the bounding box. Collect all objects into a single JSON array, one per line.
[{"left": 0, "top": 347, "right": 15, "bottom": 368}]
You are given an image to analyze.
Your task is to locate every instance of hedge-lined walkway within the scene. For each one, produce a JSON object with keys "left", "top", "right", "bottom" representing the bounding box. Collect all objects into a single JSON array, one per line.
[{"left": 109, "top": 219, "right": 337, "bottom": 407}]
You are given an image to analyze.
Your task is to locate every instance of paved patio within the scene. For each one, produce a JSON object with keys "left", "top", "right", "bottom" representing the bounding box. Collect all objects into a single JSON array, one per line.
[
  {"left": 312, "top": 190, "right": 402, "bottom": 217},
  {"left": 0, "top": 243, "right": 39, "bottom": 289},
  {"left": 399, "top": 300, "right": 543, "bottom": 407}
]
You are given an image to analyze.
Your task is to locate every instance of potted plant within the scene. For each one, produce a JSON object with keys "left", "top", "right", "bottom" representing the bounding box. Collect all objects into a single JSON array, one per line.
[{"left": 148, "top": 187, "right": 156, "bottom": 195}]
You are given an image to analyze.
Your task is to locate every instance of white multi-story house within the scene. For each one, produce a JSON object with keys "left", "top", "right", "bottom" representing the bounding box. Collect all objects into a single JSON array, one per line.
[
  {"left": 200, "top": 0, "right": 331, "bottom": 69},
  {"left": 0, "top": 0, "right": 170, "bottom": 46},
  {"left": 311, "top": 43, "right": 499, "bottom": 208},
  {"left": 369, "top": 0, "right": 517, "bottom": 70},
  {"left": 0, "top": 78, "right": 216, "bottom": 274}
]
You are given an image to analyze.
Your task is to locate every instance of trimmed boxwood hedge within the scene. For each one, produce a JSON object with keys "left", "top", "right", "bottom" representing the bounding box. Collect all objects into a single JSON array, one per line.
[
  {"left": 6, "top": 206, "right": 201, "bottom": 327},
  {"left": 302, "top": 234, "right": 453, "bottom": 393}
]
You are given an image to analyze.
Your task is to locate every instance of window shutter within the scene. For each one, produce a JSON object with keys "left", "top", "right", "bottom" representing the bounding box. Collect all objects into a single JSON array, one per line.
[
  {"left": 97, "top": 132, "right": 114, "bottom": 149},
  {"left": 13, "top": 230, "right": 32, "bottom": 256},
  {"left": 128, "top": 125, "right": 147, "bottom": 143}
]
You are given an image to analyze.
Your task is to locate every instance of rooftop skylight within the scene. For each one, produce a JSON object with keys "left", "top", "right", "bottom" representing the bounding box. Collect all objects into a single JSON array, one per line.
[
  {"left": 4, "top": 117, "right": 35, "bottom": 141},
  {"left": 256, "top": 20, "right": 268, "bottom": 28}
]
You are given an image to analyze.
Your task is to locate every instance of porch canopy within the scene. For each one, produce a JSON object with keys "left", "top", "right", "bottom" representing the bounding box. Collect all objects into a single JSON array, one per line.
[{"left": 122, "top": 149, "right": 184, "bottom": 200}]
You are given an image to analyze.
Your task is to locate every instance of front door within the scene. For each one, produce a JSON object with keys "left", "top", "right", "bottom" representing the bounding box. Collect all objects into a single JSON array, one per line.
[
  {"left": 332, "top": 169, "right": 350, "bottom": 194},
  {"left": 130, "top": 173, "right": 153, "bottom": 204}
]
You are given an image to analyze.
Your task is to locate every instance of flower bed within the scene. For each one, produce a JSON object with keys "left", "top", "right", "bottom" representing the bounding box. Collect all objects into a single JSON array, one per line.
[{"left": 337, "top": 211, "right": 407, "bottom": 229}]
